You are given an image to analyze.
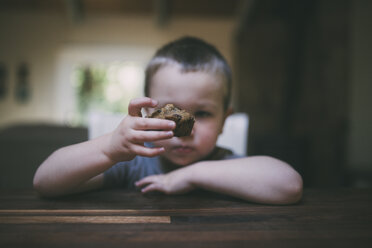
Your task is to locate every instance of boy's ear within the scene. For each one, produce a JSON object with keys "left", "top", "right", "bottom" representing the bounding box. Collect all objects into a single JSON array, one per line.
[{"left": 219, "top": 107, "right": 234, "bottom": 134}]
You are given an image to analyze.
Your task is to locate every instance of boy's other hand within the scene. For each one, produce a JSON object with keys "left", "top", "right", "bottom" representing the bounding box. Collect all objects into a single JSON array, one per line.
[
  {"left": 135, "top": 168, "right": 195, "bottom": 195},
  {"left": 104, "top": 97, "right": 175, "bottom": 163}
]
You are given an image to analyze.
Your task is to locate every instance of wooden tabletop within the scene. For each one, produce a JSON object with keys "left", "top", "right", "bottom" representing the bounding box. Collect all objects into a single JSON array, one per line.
[{"left": 0, "top": 188, "right": 371, "bottom": 248}]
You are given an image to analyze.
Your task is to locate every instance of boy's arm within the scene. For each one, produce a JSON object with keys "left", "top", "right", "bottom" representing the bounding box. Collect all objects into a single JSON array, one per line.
[
  {"left": 136, "top": 156, "right": 303, "bottom": 204},
  {"left": 33, "top": 134, "right": 113, "bottom": 197},
  {"left": 33, "top": 97, "right": 175, "bottom": 197}
]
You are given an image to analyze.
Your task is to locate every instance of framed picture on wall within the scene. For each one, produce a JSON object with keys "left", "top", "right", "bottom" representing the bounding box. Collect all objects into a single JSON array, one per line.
[
  {"left": 0, "top": 63, "right": 8, "bottom": 100},
  {"left": 16, "top": 62, "right": 31, "bottom": 103}
]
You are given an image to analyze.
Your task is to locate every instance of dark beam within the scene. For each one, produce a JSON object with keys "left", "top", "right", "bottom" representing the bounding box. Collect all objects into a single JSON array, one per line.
[
  {"left": 65, "top": 0, "right": 84, "bottom": 24},
  {"left": 234, "top": 0, "right": 256, "bottom": 38},
  {"left": 154, "top": 0, "right": 170, "bottom": 28}
]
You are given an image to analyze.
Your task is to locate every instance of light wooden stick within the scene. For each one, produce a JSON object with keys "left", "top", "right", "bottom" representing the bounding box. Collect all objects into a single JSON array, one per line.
[{"left": 0, "top": 216, "right": 171, "bottom": 224}]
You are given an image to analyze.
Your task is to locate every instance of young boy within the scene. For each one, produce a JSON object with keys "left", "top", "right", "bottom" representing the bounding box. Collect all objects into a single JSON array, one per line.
[{"left": 33, "top": 37, "right": 303, "bottom": 204}]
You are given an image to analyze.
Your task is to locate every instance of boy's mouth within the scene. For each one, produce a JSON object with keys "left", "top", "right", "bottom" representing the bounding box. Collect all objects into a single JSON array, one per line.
[{"left": 172, "top": 145, "right": 194, "bottom": 154}]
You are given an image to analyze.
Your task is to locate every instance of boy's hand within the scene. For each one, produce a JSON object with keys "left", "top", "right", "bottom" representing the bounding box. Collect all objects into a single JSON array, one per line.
[
  {"left": 135, "top": 168, "right": 196, "bottom": 195},
  {"left": 104, "top": 97, "right": 175, "bottom": 163}
]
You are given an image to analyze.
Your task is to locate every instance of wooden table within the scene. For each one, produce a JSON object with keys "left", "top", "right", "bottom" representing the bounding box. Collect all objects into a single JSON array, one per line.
[{"left": 0, "top": 188, "right": 371, "bottom": 248}]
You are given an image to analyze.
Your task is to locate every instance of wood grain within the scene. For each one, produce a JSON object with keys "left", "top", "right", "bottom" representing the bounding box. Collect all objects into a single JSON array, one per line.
[
  {"left": 0, "top": 208, "right": 261, "bottom": 215},
  {"left": 0, "top": 189, "right": 371, "bottom": 248},
  {"left": 0, "top": 215, "right": 170, "bottom": 224}
]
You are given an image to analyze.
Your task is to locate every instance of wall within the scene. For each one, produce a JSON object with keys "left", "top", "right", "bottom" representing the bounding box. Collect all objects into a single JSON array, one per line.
[
  {"left": 0, "top": 11, "right": 235, "bottom": 127},
  {"left": 234, "top": 0, "right": 353, "bottom": 187},
  {"left": 348, "top": 0, "right": 372, "bottom": 172}
]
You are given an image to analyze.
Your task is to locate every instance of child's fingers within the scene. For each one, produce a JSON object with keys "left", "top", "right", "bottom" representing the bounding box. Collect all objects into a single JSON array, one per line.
[
  {"left": 141, "top": 184, "right": 164, "bottom": 193},
  {"left": 135, "top": 175, "right": 157, "bottom": 188},
  {"left": 131, "top": 130, "right": 174, "bottom": 143},
  {"left": 130, "top": 144, "right": 165, "bottom": 157},
  {"left": 135, "top": 176, "right": 164, "bottom": 193},
  {"left": 132, "top": 117, "right": 175, "bottom": 131},
  {"left": 128, "top": 97, "right": 158, "bottom": 117}
]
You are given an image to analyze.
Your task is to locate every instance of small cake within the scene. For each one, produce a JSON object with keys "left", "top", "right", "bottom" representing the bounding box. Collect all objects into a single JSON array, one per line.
[{"left": 149, "top": 104, "right": 195, "bottom": 137}]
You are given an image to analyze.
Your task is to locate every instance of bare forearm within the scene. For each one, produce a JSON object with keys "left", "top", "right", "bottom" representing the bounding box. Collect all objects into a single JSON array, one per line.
[
  {"left": 33, "top": 98, "right": 176, "bottom": 197},
  {"left": 188, "top": 156, "right": 303, "bottom": 204},
  {"left": 33, "top": 133, "right": 114, "bottom": 197}
]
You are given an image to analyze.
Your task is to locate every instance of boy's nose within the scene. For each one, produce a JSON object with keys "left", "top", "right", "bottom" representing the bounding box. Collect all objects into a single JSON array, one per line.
[{"left": 190, "top": 126, "right": 195, "bottom": 136}]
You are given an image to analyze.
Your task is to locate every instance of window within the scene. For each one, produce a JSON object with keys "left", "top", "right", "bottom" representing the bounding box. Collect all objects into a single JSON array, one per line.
[{"left": 73, "top": 62, "right": 144, "bottom": 125}]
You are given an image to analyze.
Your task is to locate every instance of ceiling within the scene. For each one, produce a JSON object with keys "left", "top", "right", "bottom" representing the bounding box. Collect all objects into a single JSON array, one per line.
[{"left": 0, "top": 0, "right": 242, "bottom": 18}]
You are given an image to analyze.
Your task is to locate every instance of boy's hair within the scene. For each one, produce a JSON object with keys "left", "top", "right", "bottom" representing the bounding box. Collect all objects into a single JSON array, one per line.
[{"left": 144, "top": 36, "right": 232, "bottom": 110}]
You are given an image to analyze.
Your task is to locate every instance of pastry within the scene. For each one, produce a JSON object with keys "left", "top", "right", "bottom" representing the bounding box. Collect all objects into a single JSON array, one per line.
[{"left": 148, "top": 104, "right": 195, "bottom": 137}]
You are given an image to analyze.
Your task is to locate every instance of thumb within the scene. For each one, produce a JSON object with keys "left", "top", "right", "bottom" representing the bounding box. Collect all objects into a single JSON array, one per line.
[{"left": 128, "top": 97, "right": 158, "bottom": 117}]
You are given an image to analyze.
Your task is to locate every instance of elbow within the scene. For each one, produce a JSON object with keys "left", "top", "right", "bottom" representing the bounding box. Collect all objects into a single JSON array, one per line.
[
  {"left": 33, "top": 172, "right": 55, "bottom": 198},
  {"left": 33, "top": 173, "right": 46, "bottom": 197},
  {"left": 281, "top": 172, "right": 303, "bottom": 204},
  {"left": 33, "top": 170, "right": 41, "bottom": 192}
]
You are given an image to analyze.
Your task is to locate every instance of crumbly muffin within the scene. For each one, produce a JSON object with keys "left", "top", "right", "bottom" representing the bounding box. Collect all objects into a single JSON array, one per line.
[{"left": 148, "top": 104, "right": 195, "bottom": 137}]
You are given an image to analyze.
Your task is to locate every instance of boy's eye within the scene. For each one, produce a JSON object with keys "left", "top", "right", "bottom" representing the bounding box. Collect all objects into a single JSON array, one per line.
[{"left": 194, "top": 111, "right": 212, "bottom": 118}]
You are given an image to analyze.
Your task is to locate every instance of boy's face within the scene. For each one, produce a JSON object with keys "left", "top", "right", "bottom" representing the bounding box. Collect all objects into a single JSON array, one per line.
[{"left": 148, "top": 64, "right": 228, "bottom": 166}]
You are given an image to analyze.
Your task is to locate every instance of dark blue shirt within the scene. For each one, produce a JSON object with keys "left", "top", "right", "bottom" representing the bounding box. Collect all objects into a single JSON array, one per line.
[{"left": 104, "top": 146, "right": 242, "bottom": 189}]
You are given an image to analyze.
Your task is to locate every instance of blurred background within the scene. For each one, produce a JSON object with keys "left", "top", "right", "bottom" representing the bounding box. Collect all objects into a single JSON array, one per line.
[{"left": 0, "top": 0, "right": 371, "bottom": 190}]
